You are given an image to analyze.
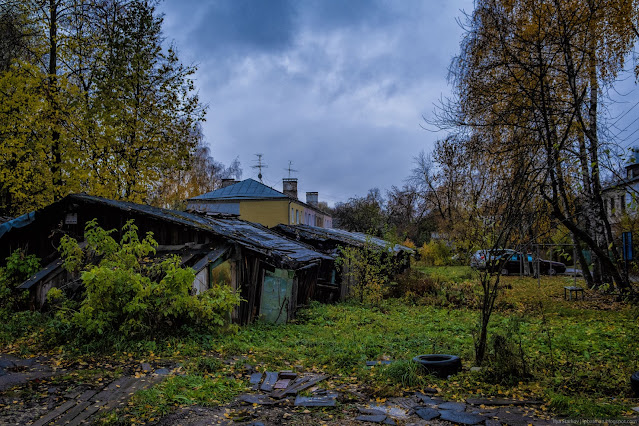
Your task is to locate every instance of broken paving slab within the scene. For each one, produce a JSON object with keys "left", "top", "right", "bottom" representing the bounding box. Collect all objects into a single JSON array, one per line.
[
  {"left": 415, "top": 407, "right": 440, "bottom": 421},
  {"left": 358, "top": 407, "right": 386, "bottom": 416},
  {"left": 439, "top": 409, "right": 485, "bottom": 425},
  {"left": 0, "top": 359, "right": 16, "bottom": 369},
  {"left": 238, "top": 394, "right": 278, "bottom": 405},
  {"left": 487, "top": 406, "right": 550, "bottom": 425},
  {"left": 13, "top": 358, "right": 36, "bottom": 368},
  {"left": 355, "top": 414, "right": 388, "bottom": 423},
  {"left": 387, "top": 396, "right": 419, "bottom": 412},
  {"left": 294, "top": 392, "right": 338, "bottom": 407},
  {"left": 345, "top": 388, "right": 367, "bottom": 400},
  {"left": 466, "top": 397, "right": 543, "bottom": 406},
  {"left": 273, "top": 378, "right": 291, "bottom": 389},
  {"left": 249, "top": 372, "right": 263, "bottom": 390},
  {"left": 368, "top": 404, "right": 409, "bottom": 419},
  {"left": 279, "top": 370, "right": 297, "bottom": 379},
  {"left": 414, "top": 393, "right": 442, "bottom": 406},
  {"left": 437, "top": 401, "right": 466, "bottom": 412}
]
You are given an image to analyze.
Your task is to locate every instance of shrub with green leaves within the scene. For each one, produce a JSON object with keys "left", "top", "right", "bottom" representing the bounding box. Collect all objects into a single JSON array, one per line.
[
  {"left": 336, "top": 238, "right": 399, "bottom": 306},
  {"left": 58, "top": 219, "right": 240, "bottom": 338},
  {"left": 419, "top": 240, "right": 455, "bottom": 266},
  {"left": 0, "top": 249, "right": 40, "bottom": 316}
]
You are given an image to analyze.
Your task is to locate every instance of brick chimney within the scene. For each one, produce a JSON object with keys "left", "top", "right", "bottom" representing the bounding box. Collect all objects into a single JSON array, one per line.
[
  {"left": 221, "top": 178, "right": 237, "bottom": 188},
  {"left": 283, "top": 178, "right": 298, "bottom": 199},
  {"left": 306, "top": 192, "right": 318, "bottom": 207}
]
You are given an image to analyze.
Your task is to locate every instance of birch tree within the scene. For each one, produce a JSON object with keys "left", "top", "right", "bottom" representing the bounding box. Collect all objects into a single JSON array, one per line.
[{"left": 441, "top": 0, "right": 639, "bottom": 291}]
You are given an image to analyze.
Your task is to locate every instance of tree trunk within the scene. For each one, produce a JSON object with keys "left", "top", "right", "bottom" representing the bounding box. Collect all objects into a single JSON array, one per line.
[
  {"left": 573, "top": 233, "right": 594, "bottom": 289},
  {"left": 48, "top": 0, "right": 62, "bottom": 201},
  {"left": 585, "top": 41, "right": 627, "bottom": 291}
]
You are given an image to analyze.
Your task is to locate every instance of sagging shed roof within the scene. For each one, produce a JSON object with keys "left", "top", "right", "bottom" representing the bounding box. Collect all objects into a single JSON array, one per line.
[
  {"left": 2, "top": 194, "right": 331, "bottom": 270},
  {"left": 273, "top": 224, "right": 415, "bottom": 254}
]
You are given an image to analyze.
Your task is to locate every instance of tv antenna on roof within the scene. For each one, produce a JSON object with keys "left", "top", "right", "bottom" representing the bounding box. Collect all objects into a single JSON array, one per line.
[
  {"left": 285, "top": 160, "right": 298, "bottom": 178},
  {"left": 252, "top": 154, "right": 267, "bottom": 182}
]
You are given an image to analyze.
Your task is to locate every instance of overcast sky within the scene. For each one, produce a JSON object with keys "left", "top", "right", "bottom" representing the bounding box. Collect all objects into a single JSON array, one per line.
[
  {"left": 156, "top": 0, "right": 474, "bottom": 205},
  {"left": 156, "top": 1, "right": 639, "bottom": 205}
]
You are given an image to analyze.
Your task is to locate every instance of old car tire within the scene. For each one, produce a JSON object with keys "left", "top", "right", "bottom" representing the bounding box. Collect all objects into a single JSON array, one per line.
[
  {"left": 631, "top": 371, "right": 639, "bottom": 396},
  {"left": 548, "top": 268, "right": 556, "bottom": 276},
  {"left": 500, "top": 268, "right": 509, "bottom": 276},
  {"left": 413, "top": 354, "right": 462, "bottom": 378}
]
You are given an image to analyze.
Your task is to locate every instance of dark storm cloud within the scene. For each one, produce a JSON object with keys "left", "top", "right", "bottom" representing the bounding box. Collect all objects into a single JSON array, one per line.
[
  {"left": 302, "top": 0, "right": 397, "bottom": 29},
  {"left": 158, "top": 0, "right": 475, "bottom": 204},
  {"left": 188, "top": 0, "right": 297, "bottom": 53}
]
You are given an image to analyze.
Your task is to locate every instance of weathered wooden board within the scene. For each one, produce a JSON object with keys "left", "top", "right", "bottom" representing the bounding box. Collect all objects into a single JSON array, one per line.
[{"left": 260, "top": 371, "right": 279, "bottom": 392}]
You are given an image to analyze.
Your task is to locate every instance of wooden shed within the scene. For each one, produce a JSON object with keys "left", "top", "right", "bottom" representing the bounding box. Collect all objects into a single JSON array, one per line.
[
  {"left": 272, "top": 224, "right": 414, "bottom": 301},
  {"left": 0, "top": 194, "right": 331, "bottom": 324}
]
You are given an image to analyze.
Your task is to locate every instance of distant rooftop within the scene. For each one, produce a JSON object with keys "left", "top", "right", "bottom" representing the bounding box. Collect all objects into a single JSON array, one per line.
[
  {"left": 627, "top": 148, "right": 639, "bottom": 168},
  {"left": 189, "top": 178, "right": 287, "bottom": 201}
]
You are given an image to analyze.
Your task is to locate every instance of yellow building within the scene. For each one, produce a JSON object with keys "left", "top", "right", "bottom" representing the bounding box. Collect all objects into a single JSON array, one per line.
[{"left": 186, "top": 178, "right": 333, "bottom": 229}]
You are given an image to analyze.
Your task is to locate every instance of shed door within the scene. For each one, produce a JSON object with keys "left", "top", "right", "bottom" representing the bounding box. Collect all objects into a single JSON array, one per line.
[{"left": 260, "top": 269, "right": 294, "bottom": 324}]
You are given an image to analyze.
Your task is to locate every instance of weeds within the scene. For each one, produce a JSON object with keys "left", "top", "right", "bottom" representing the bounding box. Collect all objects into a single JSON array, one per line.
[
  {"left": 3, "top": 265, "right": 639, "bottom": 419},
  {"left": 378, "top": 360, "right": 428, "bottom": 388},
  {"left": 117, "top": 374, "right": 247, "bottom": 424}
]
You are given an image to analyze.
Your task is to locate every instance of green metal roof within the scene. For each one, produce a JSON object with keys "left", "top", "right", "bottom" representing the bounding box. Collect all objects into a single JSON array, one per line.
[{"left": 190, "top": 179, "right": 287, "bottom": 201}]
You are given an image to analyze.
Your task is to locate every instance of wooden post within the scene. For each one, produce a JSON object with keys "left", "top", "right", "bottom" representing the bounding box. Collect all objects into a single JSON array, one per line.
[{"left": 537, "top": 245, "right": 541, "bottom": 289}]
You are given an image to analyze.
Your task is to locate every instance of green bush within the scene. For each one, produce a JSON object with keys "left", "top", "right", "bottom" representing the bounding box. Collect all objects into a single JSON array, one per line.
[
  {"left": 336, "top": 239, "right": 398, "bottom": 306},
  {"left": 418, "top": 240, "right": 453, "bottom": 266},
  {"left": 390, "top": 268, "right": 482, "bottom": 309},
  {"left": 481, "top": 316, "right": 530, "bottom": 384},
  {"left": 388, "top": 269, "right": 438, "bottom": 301},
  {"left": 58, "top": 219, "right": 241, "bottom": 338},
  {"left": 0, "top": 310, "right": 43, "bottom": 345},
  {"left": 0, "top": 249, "right": 40, "bottom": 316}
]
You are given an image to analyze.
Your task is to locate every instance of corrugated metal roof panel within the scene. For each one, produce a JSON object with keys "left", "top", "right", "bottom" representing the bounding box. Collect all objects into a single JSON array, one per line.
[{"left": 274, "top": 224, "right": 414, "bottom": 254}]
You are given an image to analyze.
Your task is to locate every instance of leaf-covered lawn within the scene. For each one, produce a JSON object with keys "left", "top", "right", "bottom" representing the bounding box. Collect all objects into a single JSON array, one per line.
[
  {"left": 207, "top": 269, "right": 639, "bottom": 417},
  {"left": 3, "top": 266, "right": 639, "bottom": 420}
]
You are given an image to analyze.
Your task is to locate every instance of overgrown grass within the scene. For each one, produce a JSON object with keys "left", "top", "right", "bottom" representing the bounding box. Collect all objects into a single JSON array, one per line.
[
  {"left": 98, "top": 373, "right": 247, "bottom": 425},
  {"left": 204, "top": 271, "right": 639, "bottom": 418},
  {"left": 415, "top": 265, "right": 475, "bottom": 283},
  {"left": 4, "top": 266, "right": 639, "bottom": 420}
]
